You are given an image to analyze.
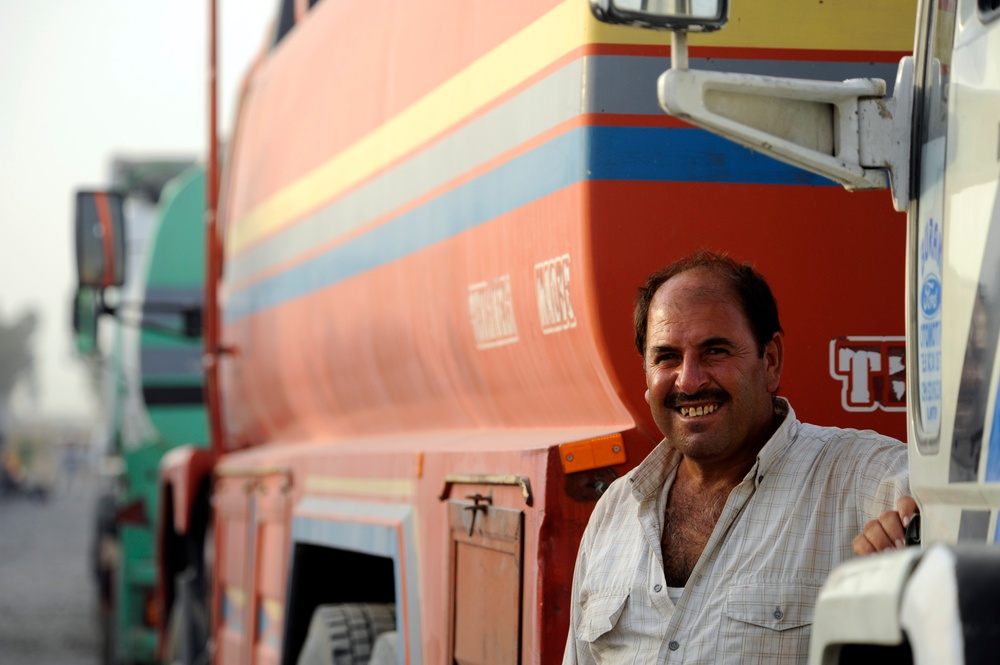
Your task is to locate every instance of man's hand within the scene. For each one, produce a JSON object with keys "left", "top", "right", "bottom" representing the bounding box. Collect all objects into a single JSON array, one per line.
[{"left": 853, "top": 496, "right": 919, "bottom": 556}]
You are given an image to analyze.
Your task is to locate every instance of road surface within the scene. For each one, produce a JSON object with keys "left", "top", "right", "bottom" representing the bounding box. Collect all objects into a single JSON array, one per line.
[{"left": 0, "top": 472, "right": 102, "bottom": 665}]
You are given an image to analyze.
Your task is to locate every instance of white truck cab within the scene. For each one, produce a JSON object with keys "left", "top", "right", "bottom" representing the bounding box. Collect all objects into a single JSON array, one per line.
[{"left": 590, "top": 0, "right": 1000, "bottom": 662}]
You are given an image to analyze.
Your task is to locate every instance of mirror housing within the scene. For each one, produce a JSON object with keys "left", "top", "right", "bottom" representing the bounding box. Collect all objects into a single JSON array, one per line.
[
  {"left": 589, "top": 0, "right": 728, "bottom": 32},
  {"left": 76, "top": 190, "right": 126, "bottom": 288}
]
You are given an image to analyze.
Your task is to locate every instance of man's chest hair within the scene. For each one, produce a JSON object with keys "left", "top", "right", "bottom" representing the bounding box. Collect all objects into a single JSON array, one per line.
[{"left": 660, "top": 481, "right": 728, "bottom": 586}]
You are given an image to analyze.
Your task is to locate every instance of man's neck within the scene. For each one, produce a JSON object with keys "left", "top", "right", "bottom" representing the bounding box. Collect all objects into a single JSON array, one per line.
[{"left": 675, "top": 438, "right": 761, "bottom": 493}]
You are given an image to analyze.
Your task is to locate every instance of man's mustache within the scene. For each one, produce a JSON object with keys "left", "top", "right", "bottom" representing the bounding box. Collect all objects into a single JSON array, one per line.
[{"left": 665, "top": 389, "right": 731, "bottom": 409}]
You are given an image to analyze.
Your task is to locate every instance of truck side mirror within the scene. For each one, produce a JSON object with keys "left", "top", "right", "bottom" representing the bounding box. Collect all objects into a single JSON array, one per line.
[
  {"left": 589, "top": 0, "right": 728, "bottom": 33},
  {"left": 76, "top": 190, "right": 126, "bottom": 288}
]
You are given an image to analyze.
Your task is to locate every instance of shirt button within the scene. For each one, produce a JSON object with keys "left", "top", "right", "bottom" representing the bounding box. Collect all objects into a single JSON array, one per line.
[
  {"left": 773, "top": 608, "right": 784, "bottom": 620},
  {"left": 668, "top": 641, "right": 680, "bottom": 651},
  {"left": 653, "top": 584, "right": 662, "bottom": 592}
]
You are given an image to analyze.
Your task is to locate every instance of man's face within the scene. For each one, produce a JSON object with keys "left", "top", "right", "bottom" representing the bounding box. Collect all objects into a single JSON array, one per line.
[{"left": 643, "top": 269, "right": 783, "bottom": 463}]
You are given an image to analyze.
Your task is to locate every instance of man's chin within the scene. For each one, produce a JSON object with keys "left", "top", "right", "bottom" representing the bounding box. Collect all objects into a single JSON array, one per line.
[
  {"left": 675, "top": 417, "right": 716, "bottom": 435},
  {"left": 668, "top": 425, "right": 718, "bottom": 452}
]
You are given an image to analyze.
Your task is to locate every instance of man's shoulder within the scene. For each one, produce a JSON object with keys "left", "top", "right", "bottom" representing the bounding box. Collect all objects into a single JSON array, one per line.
[
  {"left": 777, "top": 398, "right": 904, "bottom": 453},
  {"left": 790, "top": 421, "right": 907, "bottom": 472},
  {"left": 796, "top": 421, "right": 905, "bottom": 449}
]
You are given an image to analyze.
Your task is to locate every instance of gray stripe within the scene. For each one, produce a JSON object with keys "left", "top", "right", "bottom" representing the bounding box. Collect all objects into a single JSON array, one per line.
[
  {"left": 587, "top": 56, "right": 900, "bottom": 115},
  {"left": 225, "top": 55, "right": 900, "bottom": 286},
  {"left": 140, "top": 346, "right": 203, "bottom": 378},
  {"left": 141, "top": 286, "right": 203, "bottom": 331},
  {"left": 144, "top": 286, "right": 203, "bottom": 303},
  {"left": 694, "top": 58, "right": 899, "bottom": 93}
]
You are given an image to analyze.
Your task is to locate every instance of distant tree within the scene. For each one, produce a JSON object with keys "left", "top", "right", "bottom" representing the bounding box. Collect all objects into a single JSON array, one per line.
[{"left": 0, "top": 309, "right": 39, "bottom": 446}]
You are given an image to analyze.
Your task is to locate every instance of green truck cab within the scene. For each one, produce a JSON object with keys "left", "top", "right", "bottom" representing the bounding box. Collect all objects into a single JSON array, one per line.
[{"left": 76, "top": 163, "right": 207, "bottom": 664}]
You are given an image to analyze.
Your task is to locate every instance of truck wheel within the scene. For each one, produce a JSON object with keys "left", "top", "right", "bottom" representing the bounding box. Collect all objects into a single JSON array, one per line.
[
  {"left": 368, "top": 631, "right": 398, "bottom": 665},
  {"left": 296, "top": 603, "right": 396, "bottom": 665}
]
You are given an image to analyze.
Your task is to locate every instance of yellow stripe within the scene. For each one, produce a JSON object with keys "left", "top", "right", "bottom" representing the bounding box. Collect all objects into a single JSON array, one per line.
[
  {"left": 225, "top": 585, "right": 245, "bottom": 607},
  {"left": 230, "top": 0, "right": 589, "bottom": 255},
  {"left": 262, "top": 598, "right": 283, "bottom": 620},
  {"left": 304, "top": 475, "right": 416, "bottom": 498},
  {"left": 230, "top": 0, "right": 916, "bottom": 255},
  {"left": 590, "top": 0, "right": 917, "bottom": 51}
]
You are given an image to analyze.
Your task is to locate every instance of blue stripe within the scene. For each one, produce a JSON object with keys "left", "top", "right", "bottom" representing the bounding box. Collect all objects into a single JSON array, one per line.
[
  {"left": 985, "top": 389, "right": 1000, "bottom": 482},
  {"left": 225, "top": 125, "right": 834, "bottom": 322},
  {"left": 589, "top": 125, "right": 833, "bottom": 186}
]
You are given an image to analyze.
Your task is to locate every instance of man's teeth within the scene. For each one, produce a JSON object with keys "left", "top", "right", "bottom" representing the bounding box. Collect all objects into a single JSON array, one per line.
[{"left": 680, "top": 404, "right": 719, "bottom": 417}]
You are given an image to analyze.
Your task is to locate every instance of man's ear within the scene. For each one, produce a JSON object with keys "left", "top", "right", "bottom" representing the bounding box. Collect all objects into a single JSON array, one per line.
[
  {"left": 644, "top": 388, "right": 651, "bottom": 405},
  {"left": 765, "top": 332, "right": 784, "bottom": 394}
]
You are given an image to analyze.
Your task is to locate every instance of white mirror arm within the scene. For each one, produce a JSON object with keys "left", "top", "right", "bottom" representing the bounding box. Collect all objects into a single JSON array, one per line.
[{"left": 658, "top": 57, "right": 913, "bottom": 212}]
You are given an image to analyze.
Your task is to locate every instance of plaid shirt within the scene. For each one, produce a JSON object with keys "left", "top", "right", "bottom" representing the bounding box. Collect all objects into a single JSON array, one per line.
[{"left": 563, "top": 399, "right": 909, "bottom": 664}]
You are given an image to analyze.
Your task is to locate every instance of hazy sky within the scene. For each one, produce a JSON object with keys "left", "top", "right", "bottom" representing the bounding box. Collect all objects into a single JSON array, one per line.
[{"left": 0, "top": 1, "right": 274, "bottom": 421}]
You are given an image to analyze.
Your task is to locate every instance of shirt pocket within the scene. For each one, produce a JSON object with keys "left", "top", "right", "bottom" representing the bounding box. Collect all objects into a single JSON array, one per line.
[
  {"left": 719, "top": 580, "right": 821, "bottom": 665},
  {"left": 723, "top": 581, "right": 821, "bottom": 662},
  {"left": 578, "top": 587, "right": 630, "bottom": 646},
  {"left": 725, "top": 581, "right": 819, "bottom": 631}
]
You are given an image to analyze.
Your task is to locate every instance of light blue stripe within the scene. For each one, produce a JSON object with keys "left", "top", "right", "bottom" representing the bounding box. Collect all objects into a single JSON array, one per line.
[{"left": 224, "top": 124, "right": 834, "bottom": 322}]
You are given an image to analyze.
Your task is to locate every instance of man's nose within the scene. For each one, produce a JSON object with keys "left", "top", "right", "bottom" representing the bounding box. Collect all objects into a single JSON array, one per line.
[{"left": 675, "top": 354, "right": 709, "bottom": 394}]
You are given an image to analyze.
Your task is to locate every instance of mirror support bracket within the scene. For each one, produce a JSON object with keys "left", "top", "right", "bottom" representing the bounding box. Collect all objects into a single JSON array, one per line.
[{"left": 658, "top": 57, "right": 914, "bottom": 211}]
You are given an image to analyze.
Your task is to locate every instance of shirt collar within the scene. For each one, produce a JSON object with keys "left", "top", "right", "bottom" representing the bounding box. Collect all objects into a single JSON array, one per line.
[{"left": 629, "top": 396, "right": 798, "bottom": 501}]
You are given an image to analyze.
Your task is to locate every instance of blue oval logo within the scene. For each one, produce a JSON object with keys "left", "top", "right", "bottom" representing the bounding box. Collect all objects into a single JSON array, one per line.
[{"left": 921, "top": 275, "right": 941, "bottom": 317}]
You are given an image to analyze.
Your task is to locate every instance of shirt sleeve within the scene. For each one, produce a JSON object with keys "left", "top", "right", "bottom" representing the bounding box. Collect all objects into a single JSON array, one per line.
[
  {"left": 853, "top": 435, "right": 910, "bottom": 525},
  {"left": 563, "top": 521, "right": 597, "bottom": 665}
]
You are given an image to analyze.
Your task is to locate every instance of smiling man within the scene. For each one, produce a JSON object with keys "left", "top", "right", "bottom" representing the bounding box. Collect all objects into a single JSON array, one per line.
[{"left": 563, "top": 251, "right": 913, "bottom": 664}]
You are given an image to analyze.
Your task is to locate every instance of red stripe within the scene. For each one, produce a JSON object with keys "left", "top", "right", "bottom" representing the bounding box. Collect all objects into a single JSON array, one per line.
[
  {"left": 586, "top": 42, "right": 910, "bottom": 63},
  {"left": 93, "top": 193, "right": 116, "bottom": 286}
]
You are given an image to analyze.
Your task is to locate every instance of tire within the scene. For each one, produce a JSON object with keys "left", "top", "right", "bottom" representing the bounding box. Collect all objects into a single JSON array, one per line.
[
  {"left": 296, "top": 603, "right": 396, "bottom": 665},
  {"left": 368, "top": 632, "right": 398, "bottom": 665}
]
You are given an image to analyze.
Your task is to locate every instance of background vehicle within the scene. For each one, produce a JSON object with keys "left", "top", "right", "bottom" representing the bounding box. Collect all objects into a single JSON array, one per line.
[
  {"left": 75, "top": 160, "right": 206, "bottom": 664},
  {"left": 81, "top": 1, "right": 918, "bottom": 663},
  {"left": 589, "top": 0, "right": 1000, "bottom": 662}
]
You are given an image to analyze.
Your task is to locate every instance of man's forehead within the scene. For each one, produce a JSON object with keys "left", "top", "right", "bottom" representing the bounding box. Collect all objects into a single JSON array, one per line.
[
  {"left": 654, "top": 269, "right": 740, "bottom": 309},
  {"left": 646, "top": 271, "right": 750, "bottom": 339}
]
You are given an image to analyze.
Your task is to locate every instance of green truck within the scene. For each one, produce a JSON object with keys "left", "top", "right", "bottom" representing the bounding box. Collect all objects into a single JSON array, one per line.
[{"left": 76, "top": 161, "right": 207, "bottom": 664}]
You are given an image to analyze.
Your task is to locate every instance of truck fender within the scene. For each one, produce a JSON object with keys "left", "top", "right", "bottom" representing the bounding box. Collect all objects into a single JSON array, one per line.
[{"left": 160, "top": 445, "right": 214, "bottom": 536}]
